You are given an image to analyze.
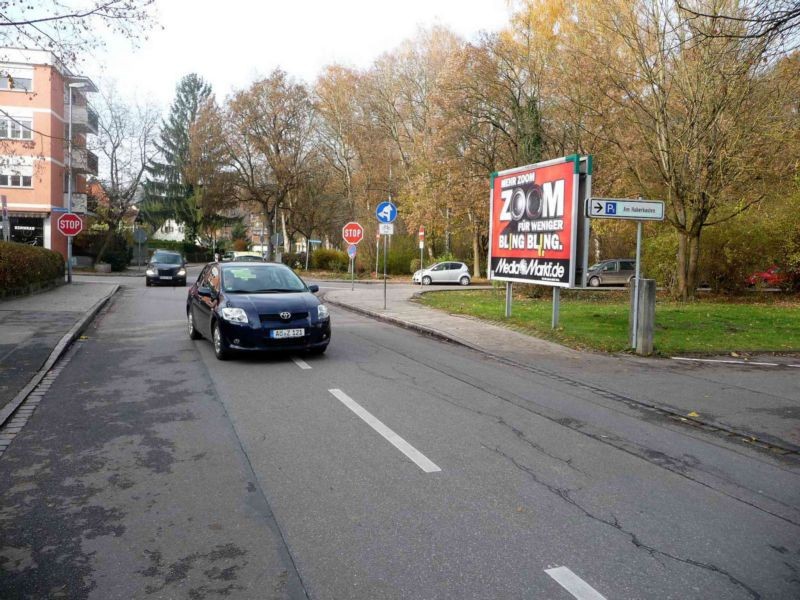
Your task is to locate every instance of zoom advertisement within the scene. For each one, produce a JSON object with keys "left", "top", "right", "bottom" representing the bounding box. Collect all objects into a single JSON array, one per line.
[{"left": 489, "top": 157, "right": 580, "bottom": 287}]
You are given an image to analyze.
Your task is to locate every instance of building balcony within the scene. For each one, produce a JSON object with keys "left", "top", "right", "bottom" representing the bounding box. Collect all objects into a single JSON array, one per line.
[
  {"left": 71, "top": 148, "right": 98, "bottom": 175},
  {"left": 71, "top": 104, "right": 99, "bottom": 134},
  {"left": 63, "top": 192, "right": 88, "bottom": 213}
]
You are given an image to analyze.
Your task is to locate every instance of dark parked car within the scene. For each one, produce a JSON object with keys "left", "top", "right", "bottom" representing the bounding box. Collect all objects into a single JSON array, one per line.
[
  {"left": 586, "top": 259, "right": 636, "bottom": 287},
  {"left": 186, "top": 261, "right": 330, "bottom": 360},
  {"left": 146, "top": 250, "right": 187, "bottom": 286}
]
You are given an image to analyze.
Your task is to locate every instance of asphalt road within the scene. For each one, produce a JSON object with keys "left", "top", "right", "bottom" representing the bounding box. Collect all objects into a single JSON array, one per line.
[{"left": 2, "top": 270, "right": 799, "bottom": 599}]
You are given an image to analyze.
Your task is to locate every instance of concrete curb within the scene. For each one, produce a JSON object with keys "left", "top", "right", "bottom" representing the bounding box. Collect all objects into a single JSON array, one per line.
[
  {"left": 0, "top": 284, "right": 120, "bottom": 427},
  {"left": 324, "top": 293, "right": 800, "bottom": 456}
]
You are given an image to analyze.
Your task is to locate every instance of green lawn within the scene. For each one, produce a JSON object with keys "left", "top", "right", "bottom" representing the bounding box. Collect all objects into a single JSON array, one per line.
[{"left": 418, "top": 289, "right": 800, "bottom": 355}]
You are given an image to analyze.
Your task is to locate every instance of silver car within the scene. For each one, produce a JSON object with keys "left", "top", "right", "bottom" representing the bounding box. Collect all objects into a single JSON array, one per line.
[
  {"left": 586, "top": 259, "right": 636, "bottom": 287},
  {"left": 412, "top": 261, "right": 471, "bottom": 286}
]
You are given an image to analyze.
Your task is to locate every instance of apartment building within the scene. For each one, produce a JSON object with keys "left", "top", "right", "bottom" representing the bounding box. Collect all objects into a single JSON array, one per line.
[{"left": 0, "top": 48, "right": 97, "bottom": 259}]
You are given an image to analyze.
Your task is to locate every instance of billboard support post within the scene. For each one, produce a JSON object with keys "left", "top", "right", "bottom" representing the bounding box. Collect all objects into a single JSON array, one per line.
[
  {"left": 505, "top": 282, "right": 512, "bottom": 317},
  {"left": 552, "top": 287, "right": 560, "bottom": 329}
]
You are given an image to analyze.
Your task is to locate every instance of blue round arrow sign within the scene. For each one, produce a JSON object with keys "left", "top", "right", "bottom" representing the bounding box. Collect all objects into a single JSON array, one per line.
[
  {"left": 347, "top": 244, "right": 357, "bottom": 259},
  {"left": 375, "top": 201, "right": 397, "bottom": 223}
]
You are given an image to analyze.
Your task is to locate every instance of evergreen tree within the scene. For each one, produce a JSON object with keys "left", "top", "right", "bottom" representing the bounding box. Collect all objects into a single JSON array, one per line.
[{"left": 139, "top": 74, "right": 212, "bottom": 234}]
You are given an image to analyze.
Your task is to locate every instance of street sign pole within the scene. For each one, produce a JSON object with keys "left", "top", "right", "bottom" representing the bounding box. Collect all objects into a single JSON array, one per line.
[
  {"left": 632, "top": 220, "right": 643, "bottom": 348},
  {"left": 505, "top": 282, "right": 512, "bottom": 317},
  {"left": 418, "top": 226, "right": 424, "bottom": 287},
  {"left": 552, "top": 288, "right": 560, "bottom": 328},
  {"left": 383, "top": 234, "right": 387, "bottom": 310}
]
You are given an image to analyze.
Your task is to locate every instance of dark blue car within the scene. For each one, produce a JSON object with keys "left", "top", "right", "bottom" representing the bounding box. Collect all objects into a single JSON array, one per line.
[{"left": 187, "top": 262, "right": 331, "bottom": 360}]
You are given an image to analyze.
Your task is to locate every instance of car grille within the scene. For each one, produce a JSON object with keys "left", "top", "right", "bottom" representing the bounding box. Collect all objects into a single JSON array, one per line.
[
  {"left": 259, "top": 312, "right": 309, "bottom": 323},
  {"left": 158, "top": 268, "right": 177, "bottom": 276}
]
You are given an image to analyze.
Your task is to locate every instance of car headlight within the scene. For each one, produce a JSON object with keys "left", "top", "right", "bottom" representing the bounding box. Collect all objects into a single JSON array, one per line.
[
  {"left": 177, "top": 268, "right": 186, "bottom": 276},
  {"left": 146, "top": 265, "right": 156, "bottom": 275},
  {"left": 220, "top": 307, "right": 249, "bottom": 323},
  {"left": 317, "top": 304, "right": 329, "bottom": 320}
]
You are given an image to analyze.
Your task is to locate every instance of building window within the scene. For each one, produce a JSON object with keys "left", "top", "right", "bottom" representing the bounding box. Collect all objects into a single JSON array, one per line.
[
  {"left": 0, "top": 76, "right": 32, "bottom": 92},
  {"left": 0, "top": 117, "right": 33, "bottom": 140},
  {"left": 0, "top": 174, "right": 33, "bottom": 187},
  {"left": 10, "top": 216, "right": 43, "bottom": 246}
]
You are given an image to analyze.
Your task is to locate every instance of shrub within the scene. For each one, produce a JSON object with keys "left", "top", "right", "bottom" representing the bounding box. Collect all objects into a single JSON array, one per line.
[
  {"left": 102, "top": 234, "right": 133, "bottom": 271},
  {"left": 0, "top": 241, "right": 64, "bottom": 295},
  {"left": 232, "top": 238, "right": 249, "bottom": 252},
  {"left": 311, "top": 248, "right": 349, "bottom": 272},
  {"left": 281, "top": 252, "right": 305, "bottom": 270}
]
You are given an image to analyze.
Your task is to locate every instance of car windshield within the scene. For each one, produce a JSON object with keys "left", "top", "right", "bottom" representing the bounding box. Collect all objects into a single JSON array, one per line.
[
  {"left": 221, "top": 265, "right": 307, "bottom": 293},
  {"left": 588, "top": 262, "right": 604, "bottom": 271},
  {"left": 153, "top": 253, "right": 182, "bottom": 265}
]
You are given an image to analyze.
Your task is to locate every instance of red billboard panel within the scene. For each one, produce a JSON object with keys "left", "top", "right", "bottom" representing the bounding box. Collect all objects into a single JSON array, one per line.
[{"left": 489, "top": 156, "right": 581, "bottom": 288}]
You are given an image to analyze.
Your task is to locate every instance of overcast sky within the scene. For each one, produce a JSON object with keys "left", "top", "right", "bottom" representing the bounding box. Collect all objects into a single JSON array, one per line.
[{"left": 86, "top": 0, "right": 511, "bottom": 109}]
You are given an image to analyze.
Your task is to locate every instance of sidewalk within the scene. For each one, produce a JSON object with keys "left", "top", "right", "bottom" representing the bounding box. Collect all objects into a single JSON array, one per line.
[
  {"left": 0, "top": 282, "right": 118, "bottom": 420},
  {"left": 323, "top": 283, "right": 800, "bottom": 454}
]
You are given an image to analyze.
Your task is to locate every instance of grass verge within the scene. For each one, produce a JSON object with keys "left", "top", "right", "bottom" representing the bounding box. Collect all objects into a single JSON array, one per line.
[{"left": 418, "top": 289, "right": 800, "bottom": 355}]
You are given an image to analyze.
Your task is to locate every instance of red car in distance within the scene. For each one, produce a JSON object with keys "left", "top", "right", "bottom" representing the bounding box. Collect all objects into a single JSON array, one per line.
[{"left": 747, "top": 265, "right": 787, "bottom": 287}]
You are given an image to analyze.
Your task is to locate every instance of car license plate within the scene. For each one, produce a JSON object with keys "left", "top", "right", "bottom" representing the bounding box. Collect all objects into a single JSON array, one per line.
[
  {"left": 159, "top": 275, "right": 172, "bottom": 280},
  {"left": 271, "top": 328, "right": 304, "bottom": 339}
]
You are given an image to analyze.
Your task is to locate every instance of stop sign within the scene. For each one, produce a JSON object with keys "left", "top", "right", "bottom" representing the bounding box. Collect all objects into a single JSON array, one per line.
[
  {"left": 57, "top": 212, "right": 83, "bottom": 237},
  {"left": 342, "top": 221, "right": 364, "bottom": 245}
]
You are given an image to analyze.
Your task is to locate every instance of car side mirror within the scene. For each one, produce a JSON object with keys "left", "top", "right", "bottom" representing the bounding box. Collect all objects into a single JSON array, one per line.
[
  {"left": 198, "top": 285, "right": 213, "bottom": 298},
  {"left": 308, "top": 284, "right": 319, "bottom": 294}
]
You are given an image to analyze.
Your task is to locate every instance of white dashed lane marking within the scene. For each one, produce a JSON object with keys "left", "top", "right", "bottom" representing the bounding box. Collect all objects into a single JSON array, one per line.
[
  {"left": 328, "top": 388, "right": 441, "bottom": 473},
  {"left": 292, "top": 357, "right": 312, "bottom": 370},
  {"left": 545, "top": 566, "right": 607, "bottom": 600}
]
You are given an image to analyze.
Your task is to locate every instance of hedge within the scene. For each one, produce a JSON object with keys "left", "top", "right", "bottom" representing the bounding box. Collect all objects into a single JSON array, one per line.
[{"left": 0, "top": 241, "right": 64, "bottom": 297}]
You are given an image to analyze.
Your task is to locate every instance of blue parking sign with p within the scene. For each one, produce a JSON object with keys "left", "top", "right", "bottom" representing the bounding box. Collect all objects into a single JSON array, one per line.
[
  {"left": 376, "top": 201, "right": 397, "bottom": 223},
  {"left": 605, "top": 202, "right": 617, "bottom": 215}
]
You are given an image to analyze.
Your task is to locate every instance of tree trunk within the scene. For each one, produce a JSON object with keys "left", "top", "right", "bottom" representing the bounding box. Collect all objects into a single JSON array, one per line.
[
  {"left": 95, "top": 224, "right": 118, "bottom": 265},
  {"left": 686, "top": 233, "right": 700, "bottom": 300},
  {"left": 676, "top": 231, "right": 688, "bottom": 301}
]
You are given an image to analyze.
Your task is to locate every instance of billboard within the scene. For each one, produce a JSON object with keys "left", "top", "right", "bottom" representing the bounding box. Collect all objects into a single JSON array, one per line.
[{"left": 489, "top": 155, "right": 590, "bottom": 288}]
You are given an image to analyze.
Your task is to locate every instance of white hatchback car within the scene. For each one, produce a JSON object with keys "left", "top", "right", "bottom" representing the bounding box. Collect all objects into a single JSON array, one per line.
[{"left": 412, "top": 261, "right": 471, "bottom": 285}]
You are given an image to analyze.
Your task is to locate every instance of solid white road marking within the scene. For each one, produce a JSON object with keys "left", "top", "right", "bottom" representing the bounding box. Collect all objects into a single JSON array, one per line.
[
  {"left": 545, "top": 567, "right": 607, "bottom": 600},
  {"left": 292, "top": 357, "right": 312, "bottom": 370},
  {"left": 328, "top": 389, "right": 441, "bottom": 473},
  {"left": 671, "top": 357, "right": 787, "bottom": 367}
]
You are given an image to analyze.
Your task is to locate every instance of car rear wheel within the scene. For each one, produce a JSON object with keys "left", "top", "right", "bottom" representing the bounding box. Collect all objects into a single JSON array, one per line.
[
  {"left": 459, "top": 275, "right": 470, "bottom": 286},
  {"left": 187, "top": 311, "right": 202, "bottom": 340},
  {"left": 588, "top": 276, "right": 600, "bottom": 287},
  {"left": 422, "top": 276, "right": 432, "bottom": 285},
  {"left": 212, "top": 322, "right": 230, "bottom": 360}
]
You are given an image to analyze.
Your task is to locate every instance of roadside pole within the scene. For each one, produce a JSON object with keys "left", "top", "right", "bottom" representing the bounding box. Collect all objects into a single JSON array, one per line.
[
  {"left": 375, "top": 233, "right": 380, "bottom": 278},
  {"left": 418, "top": 226, "right": 425, "bottom": 286},
  {"left": 305, "top": 236, "right": 310, "bottom": 270},
  {"left": 631, "top": 220, "right": 643, "bottom": 348},
  {"left": 350, "top": 257, "right": 355, "bottom": 291},
  {"left": 505, "top": 282, "right": 512, "bottom": 317},
  {"left": 383, "top": 234, "right": 387, "bottom": 310},
  {"left": 1, "top": 195, "right": 9, "bottom": 242},
  {"left": 552, "top": 287, "right": 560, "bottom": 328}
]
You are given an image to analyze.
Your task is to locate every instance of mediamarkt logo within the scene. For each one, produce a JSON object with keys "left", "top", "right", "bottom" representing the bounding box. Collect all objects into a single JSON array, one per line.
[{"left": 495, "top": 258, "right": 566, "bottom": 279}]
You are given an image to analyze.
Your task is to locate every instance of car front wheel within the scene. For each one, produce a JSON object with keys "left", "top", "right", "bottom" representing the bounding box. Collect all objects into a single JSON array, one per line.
[
  {"left": 588, "top": 276, "right": 600, "bottom": 287},
  {"left": 212, "top": 322, "right": 230, "bottom": 360},
  {"left": 459, "top": 275, "right": 470, "bottom": 286},
  {"left": 422, "top": 276, "right": 432, "bottom": 285}
]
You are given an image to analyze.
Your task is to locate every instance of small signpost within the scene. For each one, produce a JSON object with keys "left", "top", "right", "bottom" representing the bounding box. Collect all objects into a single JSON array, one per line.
[
  {"left": 418, "top": 226, "right": 425, "bottom": 286},
  {"left": 57, "top": 212, "right": 83, "bottom": 285},
  {"left": 586, "top": 196, "right": 665, "bottom": 353},
  {"left": 57, "top": 212, "right": 83, "bottom": 237},
  {"left": 375, "top": 201, "right": 397, "bottom": 309},
  {"left": 347, "top": 244, "right": 357, "bottom": 290},
  {"left": 342, "top": 222, "right": 364, "bottom": 245}
]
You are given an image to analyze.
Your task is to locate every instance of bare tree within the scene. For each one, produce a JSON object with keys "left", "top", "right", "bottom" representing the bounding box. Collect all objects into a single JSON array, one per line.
[
  {"left": 0, "top": 0, "right": 157, "bottom": 67},
  {"left": 91, "top": 83, "right": 159, "bottom": 263}
]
